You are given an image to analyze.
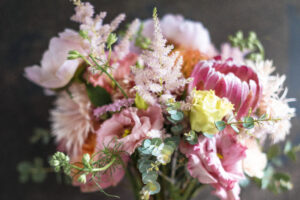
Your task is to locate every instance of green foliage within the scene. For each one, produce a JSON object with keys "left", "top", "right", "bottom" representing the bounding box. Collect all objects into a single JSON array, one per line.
[
  {"left": 229, "top": 31, "right": 265, "bottom": 61},
  {"left": 215, "top": 121, "right": 226, "bottom": 131},
  {"left": 29, "top": 128, "right": 51, "bottom": 145},
  {"left": 86, "top": 84, "right": 112, "bottom": 107},
  {"left": 242, "top": 116, "right": 255, "bottom": 129},
  {"left": 184, "top": 130, "right": 198, "bottom": 145},
  {"left": 256, "top": 166, "right": 293, "bottom": 194},
  {"left": 284, "top": 141, "right": 300, "bottom": 161},
  {"left": 79, "top": 30, "right": 89, "bottom": 40},
  {"left": 135, "top": 93, "right": 149, "bottom": 110},
  {"left": 137, "top": 137, "right": 178, "bottom": 197},
  {"left": 267, "top": 145, "right": 281, "bottom": 160},
  {"left": 106, "top": 33, "right": 118, "bottom": 49},
  {"left": 67, "top": 50, "right": 81, "bottom": 60},
  {"left": 17, "top": 158, "right": 47, "bottom": 183}
]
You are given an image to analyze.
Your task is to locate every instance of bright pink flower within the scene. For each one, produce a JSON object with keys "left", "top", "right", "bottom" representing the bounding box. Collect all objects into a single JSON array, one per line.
[
  {"left": 181, "top": 134, "right": 246, "bottom": 200},
  {"left": 189, "top": 58, "right": 262, "bottom": 118},
  {"left": 96, "top": 106, "right": 164, "bottom": 155}
]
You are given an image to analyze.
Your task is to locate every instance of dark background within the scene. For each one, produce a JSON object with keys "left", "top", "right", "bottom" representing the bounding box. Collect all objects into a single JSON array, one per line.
[{"left": 1, "top": 0, "right": 300, "bottom": 199}]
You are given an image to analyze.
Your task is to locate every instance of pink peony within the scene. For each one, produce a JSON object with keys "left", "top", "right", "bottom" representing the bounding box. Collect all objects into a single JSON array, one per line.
[
  {"left": 96, "top": 105, "right": 164, "bottom": 155},
  {"left": 189, "top": 58, "right": 262, "bottom": 118},
  {"left": 25, "top": 29, "right": 89, "bottom": 89},
  {"left": 181, "top": 134, "right": 246, "bottom": 200}
]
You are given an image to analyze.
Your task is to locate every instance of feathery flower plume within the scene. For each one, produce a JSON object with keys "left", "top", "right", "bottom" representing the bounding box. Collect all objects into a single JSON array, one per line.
[
  {"left": 93, "top": 98, "right": 135, "bottom": 118},
  {"left": 114, "top": 19, "right": 140, "bottom": 60},
  {"left": 248, "top": 60, "right": 296, "bottom": 142},
  {"left": 133, "top": 8, "right": 188, "bottom": 104}
]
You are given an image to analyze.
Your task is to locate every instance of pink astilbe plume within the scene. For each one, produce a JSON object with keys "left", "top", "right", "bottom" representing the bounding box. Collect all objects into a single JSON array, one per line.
[
  {"left": 50, "top": 83, "right": 93, "bottom": 157},
  {"left": 133, "top": 9, "right": 188, "bottom": 104},
  {"left": 189, "top": 57, "right": 262, "bottom": 118}
]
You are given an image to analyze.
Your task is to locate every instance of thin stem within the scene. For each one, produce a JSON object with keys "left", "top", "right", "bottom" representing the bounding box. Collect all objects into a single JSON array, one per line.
[
  {"left": 157, "top": 171, "right": 175, "bottom": 185},
  {"left": 89, "top": 55, "right": 128, "bottom": 98},
  {"left": 171, "top": 149, "right": 178, "bottom": 180},
  {"left": 182, "top": 179, "right": 197, "bottom": 200},
  {"left": 92, "top": 157, "right": 116, "bottom": 172}
]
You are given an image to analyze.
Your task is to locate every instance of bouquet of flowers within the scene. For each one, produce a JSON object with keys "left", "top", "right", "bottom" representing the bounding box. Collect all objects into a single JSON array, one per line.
[{"left": 21, "top": 1, "right": 297, "bottom": 200}]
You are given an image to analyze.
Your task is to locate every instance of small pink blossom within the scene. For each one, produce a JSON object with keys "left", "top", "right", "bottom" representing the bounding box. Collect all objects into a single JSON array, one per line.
[
  {"left": 25, "top": 29, "right": 89, "bottom": 89},
  {"left": 189, "top": 58, "right": 262, "bottom": 118},
  {"left": 88, "top": 52, "right": 138, "bottom": 95},
  {"left": 181, "top": 134, "right": 246, "bottom": 200},
  {"left": 93, "top": 98, "right": 135, "bottom": 117},
  {"left": 96, "top": 106, "right": 164, "bottom": 155}
]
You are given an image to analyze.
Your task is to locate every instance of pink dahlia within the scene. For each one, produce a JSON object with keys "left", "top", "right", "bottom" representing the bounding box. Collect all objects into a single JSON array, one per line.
[
  {"left": 181, "top": 134, "right": 246, "bottom": 200},
  {"left": 189, "top": 58, "right": 262, "bottom": 118},
  {"left": 96, "top": 106, "right": 164, "bottom": 155}
]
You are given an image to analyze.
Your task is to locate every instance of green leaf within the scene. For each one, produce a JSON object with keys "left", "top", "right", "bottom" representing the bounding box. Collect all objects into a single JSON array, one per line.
[
  {"left": 267, "top": 145, "right": 280, "bottom": 160},
  {"left": 145, "top": 181, "right": 161, "bottom": 195},
  {"left": 135, "top": 93, "right": 148, "bottom": 110},
  {"left": 86, "top": 84, "right": 112, "bottom": 107},
  {"left": 107, "top": 33, "right": 118, "bottom": 49},
  {"left": 215, "top": 121, "right": 226, "bottom": 131},
  {"left": 203, "top": 132, "right": 215, "bottom": 139},
  {"left": 261, "top": 166, "right": 274, "bottom": 190},
  {"left": 231, "top": 124, "right": 239, "bottom": 133},
  {"left": 243, "top": 117, "right": 255, "bottom": 129},
  {"left": 284, "top": 141, "right": 292, "bottom": 154},
  {"left": 170, "top": 111, "right": 184, "bottom": 122},
  {"left": 79, "top": 30, "right": 89, "bottom": 40},
  {"left": 259, "top": 113, "right": 267, "bottom": 120},
  {"left": 171, "top": 124, "right": 183, "bottom": 134},
  {"left": 67, "top": 50, "right": 81, "bottom": 60},
  {"left": 29, "top": 128, "right": 50, "bottom": 145},
  {"left": 142, "top": 171, "right": 158, "bottom": 184}
]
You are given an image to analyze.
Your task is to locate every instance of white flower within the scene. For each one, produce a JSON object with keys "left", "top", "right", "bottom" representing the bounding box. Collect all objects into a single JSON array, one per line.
[
  {"left": 142, "top": 14, "right": 213, "bottom": 54},
  {"left": 242, "top": 138, "right": 267, "bottom": 178},
  {"left": 50, "top": 83, "right": 93, "bottom": 157}
]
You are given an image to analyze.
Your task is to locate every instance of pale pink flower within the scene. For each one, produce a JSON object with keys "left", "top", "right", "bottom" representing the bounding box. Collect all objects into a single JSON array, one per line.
[
  {"left": 96, "top": 106, "right": 164, "bottom": 155},
  {"left": 142, "top": 14, "right": 213, "bottom": 54},
  {"left": 50, "top": 83, "right": 93, "bottom": 157},
  {"left": 189, "top": 58, "right": 262, "bottom": 118},
  {"left": 24, "top": 29, "right": 89, "bottom": 89},
  {"left": 181, "top": 133, "right": 246, "bottom": 200},
  {"left": 242, "top": 138, "right": 267, "bottom": 178}
]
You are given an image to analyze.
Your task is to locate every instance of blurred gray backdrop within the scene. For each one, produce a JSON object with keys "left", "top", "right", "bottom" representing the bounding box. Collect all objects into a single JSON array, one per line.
[{"left": 0, "top": 0, "right": 299, "bottom": 199}]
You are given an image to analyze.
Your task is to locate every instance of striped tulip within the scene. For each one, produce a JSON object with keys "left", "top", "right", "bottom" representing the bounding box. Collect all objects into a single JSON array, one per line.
[{"left": 189, "top": 57, "right": 262, "bottom": 118}]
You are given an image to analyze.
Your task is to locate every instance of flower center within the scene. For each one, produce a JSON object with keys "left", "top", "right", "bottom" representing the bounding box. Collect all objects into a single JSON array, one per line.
[{"left": 122, "top": 129, "right": 131, "bottom": 138}]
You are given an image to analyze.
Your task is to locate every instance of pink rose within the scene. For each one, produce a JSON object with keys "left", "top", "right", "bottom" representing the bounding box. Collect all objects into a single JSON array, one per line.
[
  {"left": 189, "top": 58, "right": 262, "bottom": 118},
  {"left": 181, "top": 134, "right": 246, "bottom": 200},
  {"left": 96, "top": 105, "right": 164, "bottom": 155},
  {"left": 25, "top": 29, "right": 89, "bottom": 89}
]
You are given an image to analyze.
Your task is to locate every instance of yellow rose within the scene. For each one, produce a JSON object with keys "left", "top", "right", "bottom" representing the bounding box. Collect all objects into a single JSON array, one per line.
[{"left": 190, "top": 90, "right": 233, "bottom": 134}]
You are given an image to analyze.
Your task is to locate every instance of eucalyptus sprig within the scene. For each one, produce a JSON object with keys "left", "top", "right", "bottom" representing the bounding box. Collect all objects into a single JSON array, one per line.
[
  {"left": 229, "top": 31, "right": 265, "bottom": 61},
  {"left": 215, "top": 114, "right": 280, "bottom": 133}
]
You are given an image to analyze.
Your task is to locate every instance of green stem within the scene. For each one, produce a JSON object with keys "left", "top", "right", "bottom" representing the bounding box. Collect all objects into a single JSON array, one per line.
[
  {"left": 70, "top": 157, "right": 116, "bottom": 173},
  {"left": 89, "top": 55, "right": 128, "bottom": 99},
  {"left": 182, "top": 179, "right": 197, "bottom": 200},
  {"left": 126, "top": 166, "right": 141, "bottom": 200}
]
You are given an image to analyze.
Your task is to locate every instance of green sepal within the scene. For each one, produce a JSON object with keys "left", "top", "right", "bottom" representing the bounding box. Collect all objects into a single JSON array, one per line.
[{"left": 86, "top": 84, "right": 112, "bottom": 107}]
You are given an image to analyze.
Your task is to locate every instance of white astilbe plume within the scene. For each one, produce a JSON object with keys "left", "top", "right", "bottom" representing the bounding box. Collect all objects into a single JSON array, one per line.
[
  {"left": 70, "top": 1, "right": 125, "bottom": 60},
  {"left": 50, "top": 83, "right": 93, "bottom": 157},
  {"left": 114, "top": 19, "right": 140, "bottom": 60},
  {"left": 247, "top": 60, "right": 296, "bottom": 143},
  {"left": 133, "top": 8, "right": 187, "bottom": 104}
]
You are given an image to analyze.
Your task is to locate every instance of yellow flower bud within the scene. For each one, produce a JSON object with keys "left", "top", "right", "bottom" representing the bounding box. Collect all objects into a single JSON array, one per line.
[{"left": 190, "top": 90, "right": 233, "bottom": 134}]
